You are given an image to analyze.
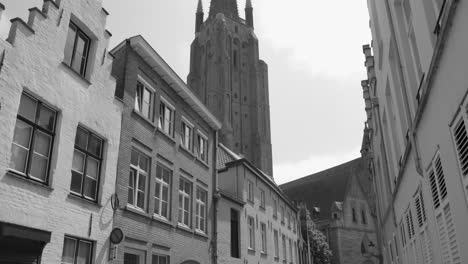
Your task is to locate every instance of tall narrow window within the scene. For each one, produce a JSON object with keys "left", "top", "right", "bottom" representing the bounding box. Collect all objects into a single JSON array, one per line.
[
  {"left": 128, "top": 149, "right": 149, "bottom": 210},
  {"left": 195, "top": 188, "right": 207, "bottom": 233},
  {"left": 154, "top": 164, "right": 171, "bottom": 219},
  {"left": 260, "top": 189, "right": 265, "bottom": 209},
  {"left": 274, "top": 230, "right": 279, "bottom": 259},
  {"left": 159, "top": 99, "right": 174, "bottom": 137},
  {"left": 247, "top": 180, "right": 254, "bottom": 203},
  {"left": 260, "top": 222, "right": 267, "bottom": 253},
  {"left": 281, "top": 205, "right": 285, "bottom": 224},
  {"left": 362, "top": 209, "right": 367, "bottom": 225},
  {"left": 64, "top": 22, "right": 91, "bottom": 76},
  {"left": 9, "top": 93, "right": 56, "bottom": 183},
  {"left": 61, "top": 236, "right": 93, "bottom": 264},
  {"left": 282, "top": 234, "right": 287, "bottom": 262},
  {"left": 152, "top": 254, "right": 169, "bottom": 264},
  {"left": 230, "top": 209, "right": 240, "bottom": 258},
  {"left": 197, "top": 132, "right": 208, "bottom": 162},
  {"left": 135, "top": 81, "right": 154, "bottom": 120},
  {"left": 71, "top": 127, "right": 103, "bottom": 201},
  {"left": 273, "top": 198, "right": 278, "bottom": 219},
  {"left": 178, "top": 178, "right": 192, "bottom": 227},
  {"left": 181, "top": 119, "right": 193, "bottom": 151},
  {"left": 248, "top": 216, "right": 255, "bottom": 250},
  {"left": 352, "top": 208, "right": 357, "bottom": 223},
  {"left": 289, "top": 238, "right": 293, "bottom": 264}
]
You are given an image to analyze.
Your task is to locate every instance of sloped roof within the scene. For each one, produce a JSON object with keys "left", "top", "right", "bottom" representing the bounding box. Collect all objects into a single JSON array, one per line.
[{"left": 280, "top": 158, "right": 370, "bottom": 222}]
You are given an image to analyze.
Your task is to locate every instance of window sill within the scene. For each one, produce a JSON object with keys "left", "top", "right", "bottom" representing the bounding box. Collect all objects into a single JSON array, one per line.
[
  {"left": 247, "top": 199, "right": 254, "bottom": 205},
  {"left": 195, "top": 157, "right": 210, "bottom": 169},
  {"left": 6, "top": 170, "right": 53, "bottom": 191},
  {"left": 274, "top": 257, "right": 279, "bottom": 262},
  {"left": 125, "top": 204, "right": 150, "bottom": 218},
  {"left": 260, "top": 251, "right": 267, "bottom": 257},
  {"left": 176, "top": 223, "right": 193, "bottom": 234},
  {"left": 194, "top": 230, "right": 209, "bottom": 239},
  {"left": 131, "top": 110, "right": 156, "bottom": 129},
  {"left": 152, "top": 214, "right": 173, "bottom": 227},
  {"left": 61, "top": 62, "right": 91, "bottom": 86},
  {"left": 179, "top": 145, "right": 196, "bottom": 159},
  {"left": 247, "top": 248, "right": 255, "bottom": 254},
  {"left": 155, "top": 128, "right": 176, "bottom": 145},
  {"left": 67, "top": 193, "right": 101, "bottom": 208}
]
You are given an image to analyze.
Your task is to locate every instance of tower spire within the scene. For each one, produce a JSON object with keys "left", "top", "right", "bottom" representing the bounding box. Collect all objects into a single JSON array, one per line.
[
  {"left": 209, "top": 0, "right": 239, "bottom": 18},
  {"left": 245, "top": 0, "right": 253, "bottom": 28},
  {"left": 195, "top": 0, "right": 204, "bottom": 33}
]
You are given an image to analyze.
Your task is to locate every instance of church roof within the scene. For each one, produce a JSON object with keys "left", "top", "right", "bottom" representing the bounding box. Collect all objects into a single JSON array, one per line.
[
  {"left": 209, "top": 0, "right": 239, "bottom": 18},
  {"left": 280, "top": 158, "right": 369, "bottom": 222}
]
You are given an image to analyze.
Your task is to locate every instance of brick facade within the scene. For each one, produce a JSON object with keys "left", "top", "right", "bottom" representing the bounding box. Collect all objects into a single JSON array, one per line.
[
  {"left": 0, "top": 0, "right": 121, "bottom": 262},
  {"left": 110, "top": 36, "right": 221, "bottom": 264}
]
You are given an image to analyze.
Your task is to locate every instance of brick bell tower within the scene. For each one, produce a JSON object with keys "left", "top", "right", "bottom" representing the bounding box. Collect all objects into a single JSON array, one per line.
[{"left": 187, "top": 0, "right": 273, "bottom": 176}]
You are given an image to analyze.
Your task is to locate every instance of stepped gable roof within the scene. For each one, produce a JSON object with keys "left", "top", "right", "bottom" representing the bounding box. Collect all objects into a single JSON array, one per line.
[{"left": 280, "top": 158, "right": 368, "bottom": 222}]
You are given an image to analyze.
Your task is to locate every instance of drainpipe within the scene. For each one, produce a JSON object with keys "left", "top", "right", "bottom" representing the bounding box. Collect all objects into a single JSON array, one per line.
[{"left": 212, "top": 130, "right": 219, "bottom": 264}]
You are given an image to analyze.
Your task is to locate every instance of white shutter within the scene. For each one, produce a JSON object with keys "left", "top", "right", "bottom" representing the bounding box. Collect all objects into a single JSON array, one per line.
[
  {"left": 437, "top": 213, "right": 451, "bottom": 264},
  {"left": 453, "top": 119, "right": 468, "bottom": 177},
  {"left": 429, "top": 169, "right": 441, "bottom": 209},
  {"left": 435, "top": 157, "right": 448, "bottom": 201},
  {"left": 420, "top": 227, "right": 433, "bottom": 264},
  {"left": 443, "top": 205, "right": 461, "bottom": 264}
]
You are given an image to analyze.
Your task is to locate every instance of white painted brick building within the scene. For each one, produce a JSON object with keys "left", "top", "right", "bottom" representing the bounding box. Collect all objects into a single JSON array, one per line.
[{"left": 0, "top": 0, "right": 122, "bottom": 262}]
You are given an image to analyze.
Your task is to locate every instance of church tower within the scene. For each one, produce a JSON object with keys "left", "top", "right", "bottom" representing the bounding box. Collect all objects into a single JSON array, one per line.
[{"left": 188, "top": 0, "right": 273, "bottom": 176}]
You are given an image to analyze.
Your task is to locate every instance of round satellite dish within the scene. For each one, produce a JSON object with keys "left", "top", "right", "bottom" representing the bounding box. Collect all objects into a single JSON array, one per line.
[{"left": 110, "top": 228, "right": 124, "bottom": 244}]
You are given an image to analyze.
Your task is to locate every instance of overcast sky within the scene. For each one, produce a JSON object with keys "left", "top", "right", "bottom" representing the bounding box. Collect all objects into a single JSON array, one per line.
[{"left": 0, "top": 0, "right": 371, "bottom": 185}]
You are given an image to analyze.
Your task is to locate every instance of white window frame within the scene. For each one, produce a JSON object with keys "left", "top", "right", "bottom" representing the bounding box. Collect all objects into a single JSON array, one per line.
[
  {"left": 152, "top": 253, "right": 170, "bottom": 264},
  {"left": 178, "top": 177, "right": 192, "bottom": 227},
  {"left": 260, "top": 188, "right": 265, "bottom": 209},
  {"left": 274, "top": 229, "right": 279, "bottom": 258},
  {"left": 195, "top": 187, "right": 207, "bottom": 233},
  {"left": 180, "top": 117, "right": 194, "bottom": 151},
  {"left": 196, "top": 131, "right": 208, "bottom": 162},
  {"left": 135, "top": 75, "right": 156, "bottom": 121},
  {"left": 159, "top": 97, "right": 175, "bottom": 137},
  {"left": 248, "top": 216, "right": 255, "bottom": 250},
  {"left": 61, "top": 236, "right": 93, "bottom": 264},
  {"left": 247, "top": 180, "right": 254, "bottom": 203},
  {"left": 128, "top": 148, "right": 150, "bottom": 211},
  {"left": 154, "top": 163, "right": 171, "bottom": 219},
  {"left": 260, "top": 222, "right": 267, "bottom": 253},
  {"left": 124, "top": 248, "right": 146, "bottom": 264}
]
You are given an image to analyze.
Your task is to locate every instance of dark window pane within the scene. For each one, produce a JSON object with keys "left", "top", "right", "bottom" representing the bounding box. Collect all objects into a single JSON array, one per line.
[
  {"left": 75, "top": 127, "right": 88, "bottom": 150},
  {"left": 18, "top": 94, "right": 38, "bottom": 122},
  {"left": 61, "top": 237, "right": 76, "bottom": 264},
  {"left": 10, "top": 121, "right": 33, "bottom": 173},
  {"left": 131, "top": 150, "right": 138, "bottom": 166},
  {"left": 77, "top": 241, "right": 91, "bottom": 264},
  {"left": 124, "top": 253, "right": 139, "bottom": 264},
  {"left": 138, "top": 175, "right": 146, "bottom": 191},
  {"left": 88, "top": 135, "right": 102, "bottom": 157},
  {"left": 137, "top": 192, "right": 145, "bottom": 209},
  {"left": 72, "top": 35, "right": 86, "bottom": 73},
  {"left": 71, "top": 170, "right": 83, "bottom": 194},
  {"left": 38, "top": 105, "right": 56, "bottom": 131},
  {"left": 29, "top": 152, "right": 48, "bottom": 181},
  {"left": 139, "top": 155, "right": 148, "bottom": 172},
  {"left": 83, "top": 177, "right": 97, "bottom": 200}
]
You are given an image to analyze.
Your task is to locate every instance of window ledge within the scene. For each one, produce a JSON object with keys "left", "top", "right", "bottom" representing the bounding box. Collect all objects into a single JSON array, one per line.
[
  {"left": 61, "top": 62, "right": 91, "bottom": 86},
  {"left": 194, "top": 230, "right": 209, "bottom": 239},
  {"left": 131, "top": 110, "right": 156, "bottom": 129},
  {"left": 274, "top": 257, "right": 280, "bottom": 262},
  {"left": 125, "top": 204, "right": 150, "bottom": 218},
  {"left": 247, "top": 248, "right": 255, "bottom": 254},
  {"left": 179, "top": 145, "right": 196, "bottom": 159},
  {"left": 67, "top": 193, "right": 101, "bottom": 208},
  {"left": 155, "top": 128, "right": 176, "bottom": 145},
  {"left": 176, "top": 223, "right": 193, "bottom": 234},
  {"left": 195, "top": 157, "right": 210, "bottom": 169},
  {"left": 6, "top": 170, "right": 53, "bottom": 191},
  {"left": 260, "top": 251, "right": 267, "bottom": 257},
  {"left": 152, "top": 214, "right": 173, "bottom": 228}
]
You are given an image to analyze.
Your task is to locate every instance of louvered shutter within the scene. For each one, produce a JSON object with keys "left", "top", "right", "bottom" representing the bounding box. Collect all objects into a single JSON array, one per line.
[
  {"left": 415, "top": 195, "right": 424, "bottom": 228},
  {"left": 437, "top": 213, "right": 451, "bottom": 264},
  {"left": 443, "top": 205, "right": 461, "bottom": 264},
  {"left": 453, "top": 119, "right": 468, "bottom": 176},
  {"left": 435, "top": 157, "right": 448, "bottom": 200},
  {"left": 429, "top": 169, "right": 441, "bottom": 209},
  {"left": 420, "top": 227, "right": 433, "bottom": 264}
]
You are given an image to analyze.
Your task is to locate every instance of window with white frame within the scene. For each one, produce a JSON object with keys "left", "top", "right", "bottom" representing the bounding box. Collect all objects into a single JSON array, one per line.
[
  {"left": 152, "top": 254, "right": 169, "bottom": 264},
  {"left": 134, "top": 80, "right": 154, "bottom": 121},
  {"left": 128, "top": 149, "right": 149, "bottom": 210},
  {"left": 9, "top": 93, "right": 57, "bottom": 183},
  {"left": 154, "top": 164, "right": 171, "bottom": 219},
  {"left": 61, "top": 236, "right": 93, "bottom": 264},
  {"left": 247, "top": 180, "right": 254, "bottom": 203},
  {"left": 178, "top": 178, "right": 192, "bottom": 227},
  {"left": 282, "top": 234, "right": 287, "bottom": 262},
  {"left": 273, "top": 198, "right": 278, "bottom": 218},
  {"left": 159, "top": 98, "right": 175, "bottom": 137},
  {"left": 71, "top": 126, "right": 103, "bottom": 201},
  {"left": 195, "top": 188, "right": 207, "bottom": 233},
  {"left": 197, "top": 132, "right": 208, "bottom": 162},
  {"left": 260, "top": 188, "right": 265, "bottom": 209},
  {"left": 260, "top": 222, "right": 267, "bottom": 253},
  {"left": 248, "top": 216, "right": 255, "bottom": 250},
  {"left": 274, "top": 229, "right": 279, "bottom": 259},
  {"left": 124, "top": 248, "right": 145, "bottom": 264},
  {"left": 180, "top": 118, "right": 193, "bottom": 151}
]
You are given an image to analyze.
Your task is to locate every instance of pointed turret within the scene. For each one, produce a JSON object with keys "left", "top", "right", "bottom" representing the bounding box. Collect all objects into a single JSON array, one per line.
[
  {"left": 195, "top": 0, "right": 204, "bottom": 33},
  {"left": 209, "top": 0, "right": 239, "bottom": 18},
  {"left": 245, "top": 0, "right": 253, "bottom": 28}
]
